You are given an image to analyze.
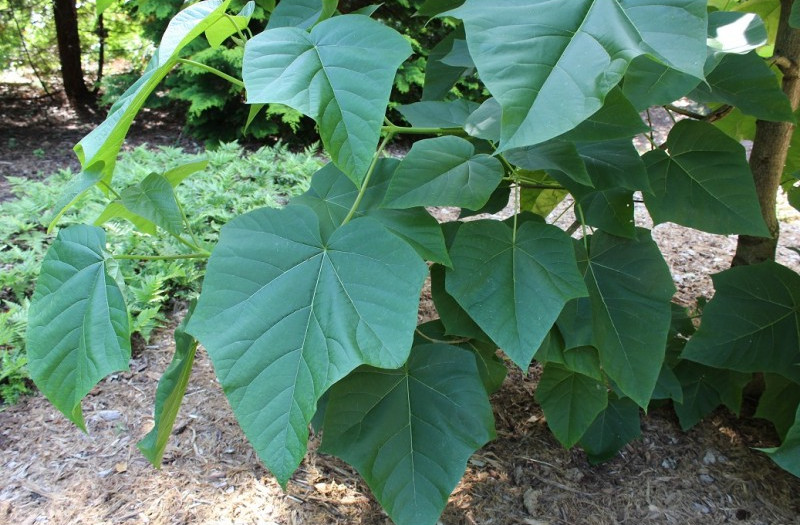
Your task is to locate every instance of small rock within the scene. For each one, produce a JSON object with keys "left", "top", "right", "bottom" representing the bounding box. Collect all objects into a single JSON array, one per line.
[
  {"left": 661, "top": 457, "right": 677, "bottom": 469},
  {"left": 93, "top": 410, "right": 122, "bottom": 421},
  {"left": 564, "top": 467, "right": 584, "bottom": 483},
  {"left": 703, "top": 449, "right": 717, "bottom": 465},
  {"left": 523, "top": 488, "right": 543, "bottom": 516},
  {"left": 692, "top": 503, "right": 711, "bottom": 514},
  {"left": 699, "top": 474, "right": 715, "bottom": 485}
]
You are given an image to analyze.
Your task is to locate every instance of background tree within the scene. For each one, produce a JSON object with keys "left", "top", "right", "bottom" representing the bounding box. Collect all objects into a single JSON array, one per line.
[{"left": 52, "top": 0, "right": 95, "bottom": 114}]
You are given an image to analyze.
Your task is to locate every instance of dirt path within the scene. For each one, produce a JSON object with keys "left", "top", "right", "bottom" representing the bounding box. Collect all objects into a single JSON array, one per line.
[{"left": 2, "top": 93, "right": 800, "bottom": 524}]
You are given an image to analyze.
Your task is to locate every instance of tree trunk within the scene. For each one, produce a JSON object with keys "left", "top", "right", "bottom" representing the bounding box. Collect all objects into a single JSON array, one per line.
[
  {"left": 52, "top": 0, "right": 95, "bottom": 115},
  {"left": 733, "top": 0, "right": 800, "bottom": 266}
]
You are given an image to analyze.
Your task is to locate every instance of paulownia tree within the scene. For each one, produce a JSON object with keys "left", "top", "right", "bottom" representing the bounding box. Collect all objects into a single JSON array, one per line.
[{"left": 25, "top": 1, "right": 800, "bottom": 524}]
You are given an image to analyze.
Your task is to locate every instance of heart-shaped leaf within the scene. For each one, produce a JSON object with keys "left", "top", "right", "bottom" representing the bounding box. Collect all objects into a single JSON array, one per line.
[
  {"left": 535, "top": 363, "right": 608, "bottom": 448},
  {"left": 27, "top": 225, "right": 130, "bottom": 430},
  {"left": 759, "top": 404, "right": 800, "bottom": 477},
  {"left": 266, "top": 0, "right": 336, "bottom": 29},
  {"left": 244, "top": 15, "right": 411, "bottom": 183},
  {"left": 187, "top": 205, "right": 428, "bottom": 485},
  {"left": 321, "top": 343, "right": 495, "bottom": 525},
  {"left": 446, "top": 0, "right": 706, "bottom": 150},
  {"left": 579, "top": 395, "right": 641, "bottom": 464},
  {"left": 682, "top": 262, "right": 800, "bottom": 383},
  {"left": 644, "top": 120, "right": 769, "bottom": 236},
  {"left": 383, "top": 136, "right": 504, "bottom": 210},
  {"left": 447, "top": 220, "right": 587, "bottom": 370}
]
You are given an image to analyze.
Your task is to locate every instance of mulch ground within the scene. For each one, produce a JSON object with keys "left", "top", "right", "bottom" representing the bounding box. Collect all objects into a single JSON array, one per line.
[{"left": 2, "top": 89, "right": 800, "bottom": 525}]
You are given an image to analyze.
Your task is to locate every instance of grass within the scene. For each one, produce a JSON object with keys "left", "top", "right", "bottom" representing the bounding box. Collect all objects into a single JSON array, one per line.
[{"left": 0, "top": 141, "right": 323, "bottom": 404}]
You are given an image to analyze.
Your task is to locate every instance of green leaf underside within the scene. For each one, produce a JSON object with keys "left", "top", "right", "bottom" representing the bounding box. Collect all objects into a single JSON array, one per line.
[
  {"left": 383, "top": 136, "right": 504, "bottom": 210},
  {"left": 580, "top": 230, "right": 675, "bottom": 408},
  {"left": 682, "top": 262, "right": 800, "bottom": 383},
  {"left": 446, "top": 220, "right": 587, "bottom": 370},
  {"left": 120, "top": 173, "right": 185, "bottom": 236},
  {"left": 187, "top": 206, "right": 428, "bottom": 485},
  {"left": 446, "top": 0, "right": 706, "bottom": 150},
  {"left": 580, "top": 395, "right": 641, "bottom": 463},
  {"left": 205, "top": 1, "right": 255, "bottom": 48},
  {"left": 755, "top": 374, "right": 800, "bottom": 440},
  {"left": 321, "top": 344, "right": 495, "bottom": 525},
  {"left": 652, "top": 363, "right": 683, "bottom": 403},
  {"left": 536, "top": 364, "right": 608, "bottom": 448},
  {"left": 397, "top": 100, "right": 479, "bottom": 129},
  {"left": 243, "top": 15, "right": 411, "bottom": 184},
  {"left": 138, "top": 305, "right": 199, "bottom": 467},
  {"left": 695, "top": 51, "right": 793, "bottom": 123},
  {"left": 707, "top": 10, "right": 767, "bottom": 55},
  {"left": 291, "top": 160, "right": 451, "bottom": 265},
  {"left": 506, "top": 141, "right": 593, "bottom": 187},
  {"left": 644, "top": 120, "right": 769, "bottom": 236},
  {"left": 75, "top": 0, "right": 231, "bottom": 185},
  {"left": 622, "top": 55, "right": 701, "bottom": 110},
  {"left": 164, "top": 159, "right": 209, "bottom": 187},
  {"left": 27, "top": 225, "right": 130, "bottom": 430},
  {"left": 94, "top": 201, "right": 158, "bottom": 235},
  {"left": 559, "top": 87, "right": 648, "bottom": 142},
  {"left": 760, "top": 404, "right": 800, "bottom": 477}
]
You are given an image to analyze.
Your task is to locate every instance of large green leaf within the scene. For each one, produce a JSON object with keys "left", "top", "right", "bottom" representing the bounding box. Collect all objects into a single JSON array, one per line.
[
  {"left": 266, "top": 0, "right": 336, "bottom": 29},
  {"left": 692, "top": 51, "right": 793, "bottom": 122},
  {"left": 445, "top": 0, "right": 706, "bottom": 150},
  {"left": 706, "top": 10, "right": 767, "bottom": 56},
  {"left": 138, "top": 304, "right": 198, "bottom": 467},
  {"left": 186, "top": 206, "right": 428, "bottom": 485},
  {"left": 535, "top": 364, "right": 608, "bottom": 448},
  {"left": 755, "top": 374, "right": 800, "bottom": 440},
  {"left": 577, "top": 139, "right": 651, "bottom": 193},
  {"left": 446, "top": 220, "right": 587, "bottom": 370},
  {"left": 383, "top": 136, "right": 504, "bottom": 210},
  {"left": 118, "top": 173, "right": 185, "bottom": 236},
  {"left": 27, "top": 225, "right": 130, "bottom": 430},
  {"left": 759, "top": 404, "right": 800, "bottom": 477},
  {"left": 682, "top": 262, "right": 800, "bottom": 383},
  {"left": 643, "top": 120, "right": 769, "bottom": 236},
  {"left": 429, "top": 264, "right": 487, "bottom": 341},
  {"left": 291, "top": 160, "right": 451, "bottom": 265},
  {"left": 321, "top": 344, "right": 495, "bottom": 525},
  {"left": 243, "top": 15, "right": 411, "bottom": 183},
  {"left": 579, "top": 395, "right": 641, "bottom": 464},
  {"left": 75, "top": 0, "right": 231, "bottom": 186},
  {"left": 580, "top": 230, "right": 675, "bottom": 408}
]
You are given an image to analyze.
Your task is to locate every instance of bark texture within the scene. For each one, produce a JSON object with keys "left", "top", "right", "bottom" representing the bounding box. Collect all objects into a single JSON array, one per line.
[
  {"left": 733, "top": 0, "right": 800, "bottom": 266},
  {"left": 52, "top": 0, "right": 95, "bottom": 115}
]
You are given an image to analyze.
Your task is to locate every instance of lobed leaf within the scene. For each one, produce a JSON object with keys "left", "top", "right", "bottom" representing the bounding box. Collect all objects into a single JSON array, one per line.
[
  {"left": 187, "top": 206, "right": 428, "bottom": 485},
  {"left": 321, "top": 343, "right": 495, "bottom": 525},
  {"left": 682, "top": 262, "right": 800, "bottom": 383},
  {"left": 446, "top": 220, "right": 587, "bottom": 370},
  {"left": 383, "top": 136, "right": 504, "bottom": 211},
  {"left": 243, "top": 15, "right": 411, "bottom": 184},
  {"left": 445, "top": 0, "right": 706, "bottom": 150},
  {"left": 644, "top": 120, "right": 769, "bottom": 236}
]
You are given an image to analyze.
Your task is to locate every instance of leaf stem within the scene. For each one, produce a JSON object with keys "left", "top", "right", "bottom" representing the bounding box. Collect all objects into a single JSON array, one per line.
[
  {"left": 576, "top": 203, "right": 590, "bottom": 254},
  {"left": 341, "top": 132, "right": 395, "bottom": 226},
  {"left": 225, "top": 13, "right": 248, "bottom": 43},
  {"left": 168, "top": 231, "right": 210, "bottom": 256},
  {"left": 174, "top": 194, "right": 205, "bottom": 251},
  {"left": 381, "top": 125, "right": 467, "bottom": 137},
  {"left": 414, "top": 328, "right": 471, "bottom": 345},
  {"left": 99, "top": 180, "right": 122, "bottom": 199},
  {"left": 113, "top": 253, "right": 209, "bottom": 261},
  {"left": 177, "top": 58, "right": 245, "bottom": 88}
]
